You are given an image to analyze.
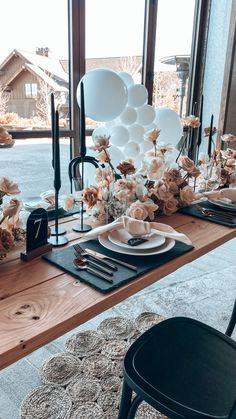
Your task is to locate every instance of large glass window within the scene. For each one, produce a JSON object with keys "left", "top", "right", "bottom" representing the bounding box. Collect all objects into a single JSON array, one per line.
[
  {"left": 85, "top": 0, "right": 145, "bottom": 129},
  {"left": 0, "top": 0, "right": 207, "bottom": 200},
  {"left": 0, "top": 0, "right": 71, "bottom": 200},
  {"left": 153, "top": 0, "right": 195, "bottom": 119}
]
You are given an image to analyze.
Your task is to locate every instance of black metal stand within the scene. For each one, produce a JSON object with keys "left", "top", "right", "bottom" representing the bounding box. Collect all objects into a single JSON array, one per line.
[
  {"left": 50, "top": 225, "right": 66, "bottom": 236},
  {"left": 48, "top": 191, "right": 68, "bottom": 246},
  {"left": 72, "top": 200, "right": 92, "bottom": 232},
  {"left": 72, "top": 159, "right": 92, "bottom": 232}
]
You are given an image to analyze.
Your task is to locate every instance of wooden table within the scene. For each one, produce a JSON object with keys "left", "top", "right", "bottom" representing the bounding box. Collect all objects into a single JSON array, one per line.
[{"left": 0, "top": 213, "right": 235, "bottom": 370}]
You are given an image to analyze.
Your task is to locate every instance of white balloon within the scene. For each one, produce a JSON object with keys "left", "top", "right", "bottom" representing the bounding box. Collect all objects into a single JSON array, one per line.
[
  {"left": 124, "top": 141, "right": 140, "bottom": 157},
  {"left": 118, "top": 72, "right": 135, "bottom": 88},
  {"left": 155, "top": 107, "right": 183, "bottom": 146},
  {"left": 105, "top": 120, "right": 116, "bottom": 128},
  {"left": 144, "top": 123, "right": 158, "bottom": 132},
  {"left": 134, "top": 153, "right": 145, "bottom": 169},
  {"left": 78, "top": 69, "right": 128, "bottom": 122},
  {"left": 128, "top": 124, "right": 144, "bottom": 144},
  {"left": 127, "top": 84, "right": 148, "bottom": 108},
  {"left": 109, "top": 145, "right": 125, "bottom": 167},
  {"left": 92, "top": 126, "right": 110, "bottom": 143},
  {"left": 120, "top": 106, "right": 137, "bottom": 125},
  {"left": 110, "top": 125, "right": 130, "bottom": 147},
  {"left": 140, "top": 140, "right": 153, "bottom": 153},
  {"left": 136, "top": 104, "right": 156, "bottom": 126}
]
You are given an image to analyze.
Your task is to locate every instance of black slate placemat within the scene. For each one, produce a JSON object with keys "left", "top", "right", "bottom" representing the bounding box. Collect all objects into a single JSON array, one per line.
[
  {"left": 42, "top": 240, "right": 193, "bottom": 293},
  {"left": 179, "top": 201, "right": 236, "bottom": 227}
]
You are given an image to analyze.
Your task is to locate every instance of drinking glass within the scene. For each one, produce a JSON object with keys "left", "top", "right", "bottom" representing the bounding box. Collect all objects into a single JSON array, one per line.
[{"left": 198, "top": 161, "right": 221, "bottom": 192}]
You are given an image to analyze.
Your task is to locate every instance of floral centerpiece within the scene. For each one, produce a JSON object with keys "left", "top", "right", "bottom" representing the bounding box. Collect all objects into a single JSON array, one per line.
[
  {"left": 0, "top": 177, "right": 25, "bottom": 260},
  {"left": 197, "top": 132, "right": 236, "bottom": 189},
  {"left": 0, "top": 126, "right": 25, "bottom": 260},
  {"left": 80, "top": 130, "right": 202, "bottom": 222}
]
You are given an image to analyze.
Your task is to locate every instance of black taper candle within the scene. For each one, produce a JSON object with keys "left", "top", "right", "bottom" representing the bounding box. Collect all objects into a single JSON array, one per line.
[
  {"left": 197, "top": 94, "right": 203, "bottom": 148},
  {"left": 80, "top": 81, "right": 86, "bottom": 158},
  {"left": 208, "top": 114, "right": 214, "bottom": 157},
  {"left": 51, "top": 93, "right": 55, "bottom": 168},
  {"left": 188, "top": 101, "right": 197, "bottom": 159},
  {"left": 54, "top": 110, "right": 61, "bottom": 192}
]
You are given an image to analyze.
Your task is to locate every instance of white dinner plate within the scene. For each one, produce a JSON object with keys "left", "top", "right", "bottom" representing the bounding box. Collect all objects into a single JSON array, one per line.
[
  {"left": 208, "top": 199, "right": 236, "bottom": 212},
  {"left": 99, "top": 232, "right": 175, "bottom": 256},
  {"left": 108, "top": 228, "right": 165, "bottom": 250}
]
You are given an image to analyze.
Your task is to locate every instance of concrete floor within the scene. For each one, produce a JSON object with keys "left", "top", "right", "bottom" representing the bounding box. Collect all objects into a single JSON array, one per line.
[{"left": 0, "top": 140, "right": 235, "bottom": 419}]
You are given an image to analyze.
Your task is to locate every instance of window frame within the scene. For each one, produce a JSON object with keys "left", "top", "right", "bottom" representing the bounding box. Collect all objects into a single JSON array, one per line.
[{"left": 25, "top": 82, "right": 38, "bottom": 98}]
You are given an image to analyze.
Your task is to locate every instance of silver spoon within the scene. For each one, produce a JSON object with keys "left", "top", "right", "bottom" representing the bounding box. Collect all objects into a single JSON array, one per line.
[
  {"left": 74, "top": 253, "right": 114, "bottom": 275},
  {"left": 73, "top": 259, "right": 113, "bottom": 283}
]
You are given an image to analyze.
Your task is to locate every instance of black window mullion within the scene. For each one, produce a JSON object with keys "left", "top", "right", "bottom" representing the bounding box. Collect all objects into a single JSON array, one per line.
[
  {"left": 69, "top": 0, "right": 85, "bottom": 157},
  {"left": 142, "top": 0, "right": 158, "bottom": 105}
]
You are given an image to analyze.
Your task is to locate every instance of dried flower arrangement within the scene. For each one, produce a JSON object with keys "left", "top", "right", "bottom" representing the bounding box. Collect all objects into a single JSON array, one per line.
[
  {"left": 0, "top": 127, "right": 25, "bottom": 260},
  {"left": 80, "top": 130, "right": 202, "bottom": 222}
]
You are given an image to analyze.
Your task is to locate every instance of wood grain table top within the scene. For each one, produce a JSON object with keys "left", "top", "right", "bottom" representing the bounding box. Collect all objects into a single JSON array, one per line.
[{"left": 0, "top": 213, "right": 235, "bottom": 369}]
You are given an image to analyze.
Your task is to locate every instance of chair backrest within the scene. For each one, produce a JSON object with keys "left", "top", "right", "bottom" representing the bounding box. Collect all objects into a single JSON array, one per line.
[
  {"left": 229, "top": 399, "right": 236, "bottom": 419},
  {"left": 226, "top": 299, "right": 236, "bottom": 337}
]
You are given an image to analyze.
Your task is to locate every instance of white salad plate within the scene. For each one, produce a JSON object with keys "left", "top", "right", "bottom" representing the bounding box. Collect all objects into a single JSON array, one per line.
[
  {"left": 99, "top": 232, "right": 175, "bottom": 256},
  {"left": 108, "top": 228, "right": 165, "bottom": 250}
]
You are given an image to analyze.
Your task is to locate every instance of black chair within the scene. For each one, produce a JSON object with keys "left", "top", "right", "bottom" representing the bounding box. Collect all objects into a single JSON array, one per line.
[{"left": 118, "top": 299, "right": 236, "bottom": 419}]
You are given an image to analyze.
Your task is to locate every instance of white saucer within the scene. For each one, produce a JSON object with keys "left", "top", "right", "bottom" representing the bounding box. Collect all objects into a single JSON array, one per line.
[
  {"left": 108, "top": 228, "right": 165, "bottom": 250},
  {"left": 208, "top": 199, "right": 236, "bottom": 212},
  {"left": 99, "top": 232, "right": 175, "bottom": 256}
]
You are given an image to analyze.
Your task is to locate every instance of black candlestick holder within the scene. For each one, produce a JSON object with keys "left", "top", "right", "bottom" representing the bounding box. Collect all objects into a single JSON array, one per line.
[{"left": 68, "top": 156, "right": 99, "bottom": 233}]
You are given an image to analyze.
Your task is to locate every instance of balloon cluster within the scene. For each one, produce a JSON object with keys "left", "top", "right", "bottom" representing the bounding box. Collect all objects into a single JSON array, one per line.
[{"left": 77, "top": 68, "right": 183, "bottom": 167}]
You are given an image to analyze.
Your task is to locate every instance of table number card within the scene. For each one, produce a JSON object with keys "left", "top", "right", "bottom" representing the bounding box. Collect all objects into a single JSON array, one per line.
[{"left": 21, "top": 208, "right": 53, "bottom": 261}]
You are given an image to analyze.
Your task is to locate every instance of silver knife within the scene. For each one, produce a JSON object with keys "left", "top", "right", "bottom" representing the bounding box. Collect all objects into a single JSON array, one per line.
[{"left": 85, "top": 248, "right": 138, "bottom": 271}]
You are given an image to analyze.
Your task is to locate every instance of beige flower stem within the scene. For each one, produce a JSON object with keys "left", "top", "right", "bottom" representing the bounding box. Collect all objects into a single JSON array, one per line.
[
  {"left": 0, "top": 216, "right": 6, "bottom": 225},
  {"left": 103, "top": 148, "right": 118, "bottom": 177},
  {"left": 175, "top": 128, "right": 190, "bottom": 163},
  {"left": 154, "top": 141, "right": 157, "bottom": 157}
]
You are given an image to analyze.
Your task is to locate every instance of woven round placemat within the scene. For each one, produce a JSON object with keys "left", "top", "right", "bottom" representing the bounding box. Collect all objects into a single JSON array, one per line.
[
  {"left": 39, "top": 353, "right": 82, "bottom": 386},
  {"left": 65, "top": 330, "right": 105, "bottom": 357},
  {"left": 67, "top": 376, "right": 101, "bottom": 405},
  {"left": 69, "top": 402, "right": 104, "bottom": 419},
  {"left": 101, "top": 338, "right": 129, "bottom": 360},
  {"left": 97, "top": 316, "right": 136, "bottom": 340},
  {"left": 82, "top": 353, "right": 114, "bottom": 378},
  {"left": 21, "top": 313, "right": 167, "bottom": 419},
  {"left": 136, "top": 401, "right": 169, "bottom": 419},
  {"left": 20, "top": 385, "right": 72, "bottom": 419},
  {"left": 135, "top": 312, "right": 165, "bottom": 333}
]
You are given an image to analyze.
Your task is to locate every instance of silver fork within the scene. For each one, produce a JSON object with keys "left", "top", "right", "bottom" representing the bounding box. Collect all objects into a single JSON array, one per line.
[
  {"left": 196, "top": 205, "right": 235, "bottom": 221},
  {"left": 73, "top": 244, "right": 118, "bottom": 271},
  {"left": 73, "top": 259, "right": 113, "bottom": 283},
  {"left": 74, "top": 253, "right": 114, "bottom": 276}
]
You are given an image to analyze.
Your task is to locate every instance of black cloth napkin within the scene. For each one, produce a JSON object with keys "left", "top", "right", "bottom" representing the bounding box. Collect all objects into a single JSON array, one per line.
[
  {"left": 179, "top": 201, "right": 236, "bottom": 227},
  {"left": 43, "top": 239, "right": 193, "bottom": 293}
]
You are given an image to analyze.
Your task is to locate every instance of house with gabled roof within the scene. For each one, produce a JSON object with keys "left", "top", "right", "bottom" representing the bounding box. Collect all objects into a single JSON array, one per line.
[
  {"left": 0, "top": 48, "right": 69, "bottom": 118},
  {"left": 0, "top": 49, "right": 143, "bottom": 120}
]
